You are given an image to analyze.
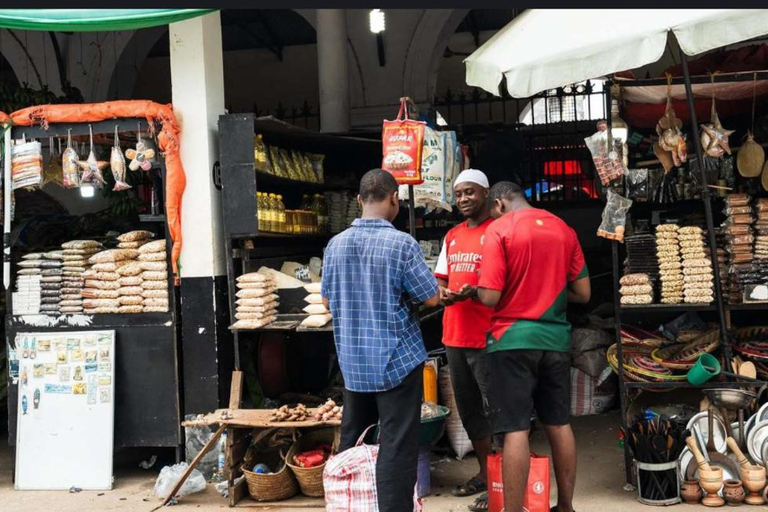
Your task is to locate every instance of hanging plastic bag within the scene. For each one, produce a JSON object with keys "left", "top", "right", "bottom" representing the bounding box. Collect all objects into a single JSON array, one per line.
[
  {"left": 382, "top": 98, "right": 426, "bottom": 185},
  {"left": 153, "top": 462, "right": 207, "bottom": 499},
  {"left": 438, "top": 366, "right": 473, "bottom": 460},
  {"left": 584, "top": 128, "right": 627, "bottom": 186},
  {"left": 11, "top": 138, "right": 43, "bottom": 190},
  {"left": 597, "top": 189, "right": 633, "bottom": 242},
  {"left": 399, "top": 127, "right": 453, "bottom": 212},
  {"left": 62, "top": 129, "right": 80, "bottom": 188}
]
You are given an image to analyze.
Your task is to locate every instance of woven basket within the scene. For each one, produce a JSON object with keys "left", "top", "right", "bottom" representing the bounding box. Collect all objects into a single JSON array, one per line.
[
  {"left": 242, "top": 450, "right": 299, "bottom": 502},
  {"left": 286, "top": 428, "right": 337, "bottom": 497}
]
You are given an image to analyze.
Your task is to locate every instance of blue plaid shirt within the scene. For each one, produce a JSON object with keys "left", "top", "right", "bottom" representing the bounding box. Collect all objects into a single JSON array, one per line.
[{"left": 322, "top": 218, "right": 438, "bottom": 392}]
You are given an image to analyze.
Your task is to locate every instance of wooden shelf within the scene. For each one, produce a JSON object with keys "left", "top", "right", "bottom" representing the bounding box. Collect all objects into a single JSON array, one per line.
[{"left": 620, "top": 304, "right": 717, "bottom": 314}]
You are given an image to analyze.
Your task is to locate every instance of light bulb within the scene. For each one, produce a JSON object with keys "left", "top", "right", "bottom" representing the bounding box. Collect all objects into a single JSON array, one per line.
[
  {"left": 610, "top": 99, "right": 628, "bottom": 142},
  {"left": 80, "top": 184, "right": 95, "bottom": 198},
  {"left": 369, "top": 9, "right": 385, "bottom": 34}
]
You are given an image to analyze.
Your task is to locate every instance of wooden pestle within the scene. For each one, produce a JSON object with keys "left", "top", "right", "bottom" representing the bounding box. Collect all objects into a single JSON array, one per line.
[
  {"left": 687, "top": 436, "right": 712, "bottom": 472},
  {"left": 727, "top": 436, "right": 753, "bottom": 469}
]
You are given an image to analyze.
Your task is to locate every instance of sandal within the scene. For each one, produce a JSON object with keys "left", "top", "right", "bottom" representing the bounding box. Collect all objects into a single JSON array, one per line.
[
  {"left": 468, "top": 492, "right": 488, "bottom": 511},
  {"left": 452, "top": 476, "right": 487, "bottom": 497}
]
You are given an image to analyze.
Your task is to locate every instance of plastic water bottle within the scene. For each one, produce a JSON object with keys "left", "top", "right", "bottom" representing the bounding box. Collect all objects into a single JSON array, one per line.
[
  {"left": 253, "top": 463, "right": 270, "bottom": 474},
  {"left": 216, "top": 431, "right": 226, "bottom": 480}
]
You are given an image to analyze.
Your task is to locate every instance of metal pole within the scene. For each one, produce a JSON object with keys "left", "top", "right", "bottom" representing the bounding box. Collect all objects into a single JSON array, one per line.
[
  {"left": 679, "top": 48, "right": 733, "bottom": 372},
  {"left": 408, "top": 185, "right": 416, "bottom": 238},
  {"left": 4, "top": 125, "right": 11, "bottom": 290}
]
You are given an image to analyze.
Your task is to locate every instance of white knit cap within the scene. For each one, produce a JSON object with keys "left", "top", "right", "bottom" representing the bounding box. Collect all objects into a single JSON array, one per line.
[{"left": 454, "top": 169, "right": 489, "bottom": 189}]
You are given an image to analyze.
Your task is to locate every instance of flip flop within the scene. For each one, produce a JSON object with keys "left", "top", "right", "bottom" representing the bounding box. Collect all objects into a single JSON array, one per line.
[
  {"left": 468, "top": 492, "right": 488, "bottom": 511},
  {"left": 452, "top": 476, "right": 487, "bottom": 497}
]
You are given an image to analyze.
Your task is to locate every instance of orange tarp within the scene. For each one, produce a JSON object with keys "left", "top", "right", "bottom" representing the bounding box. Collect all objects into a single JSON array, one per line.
[{"left": 1, "top": 100, "right": 186, "bottom": 280}]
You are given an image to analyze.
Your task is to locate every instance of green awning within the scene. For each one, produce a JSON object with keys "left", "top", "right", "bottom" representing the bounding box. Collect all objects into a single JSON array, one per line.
[{"left": 0, "top": 9, "right": 215, "bottom": 32}]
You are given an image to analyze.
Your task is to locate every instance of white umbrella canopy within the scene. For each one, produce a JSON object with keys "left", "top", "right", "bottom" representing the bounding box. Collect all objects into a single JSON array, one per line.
[{"left": 465, "top": 9, "right": 768, "bottom": 98}]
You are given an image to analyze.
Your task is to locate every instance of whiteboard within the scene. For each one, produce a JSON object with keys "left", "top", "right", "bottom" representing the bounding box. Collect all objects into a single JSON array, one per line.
[{"left": 15, "top": 330, "right": 115, "bottom": 490}]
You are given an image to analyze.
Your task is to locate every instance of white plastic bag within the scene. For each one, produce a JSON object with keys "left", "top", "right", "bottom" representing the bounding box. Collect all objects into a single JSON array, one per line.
[
  {"left": 153, "top": 462, "right": 207, "bottom": 499},
  {"left": 438, "top": 366, "right": 473, "bottom": 460}
]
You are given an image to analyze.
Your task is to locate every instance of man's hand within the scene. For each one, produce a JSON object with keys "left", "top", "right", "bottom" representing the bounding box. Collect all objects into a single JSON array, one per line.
[
  {"left": 450, "top": 284, "right": 477, "bottom": 302},
  {"left": 439, "top": 286, "right": 455, "bottom": 306}
]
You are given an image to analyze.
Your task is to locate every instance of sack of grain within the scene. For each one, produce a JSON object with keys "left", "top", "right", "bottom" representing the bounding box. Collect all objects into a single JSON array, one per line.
[
  {"left": 235, "top": 309, "right": 277, "bottom": 320},
  {"left": 62, "top": 240, "right": 103, "bottom": 250},
  {"left": 117, "top": 262, "right": 143, "bottom": 277},
  {"left": 89, "top": 249, "right": 139, "bottom": 264},
  {"left": 118, "top": 276, "right": 143, "bottom": 287},
  {"left": 143, "top": 297, "right": 169, "bottom": 307},
  {"left": 18, "top": 260, "right": 44, "bottom": 268},
  {"left": 236, "top": 286, "right": 277, "bottom": 299},
  {"left": 141, "top": 271, "right": 167, "bottom": 281},
  {"left": 142, "top": 289, "right": 168, "bottom": 299},
  {"left": 236, "top": 294, "right": 279, "bottom": 307},
  {"left": 140, "top": 261, "right": 167, "bottom": 272},
  {"left": 117, "top": 240, "right": 148, "bottom": 249},
  {"left": 118, "top": 305, "right": 143, "bottom": 314},
  {"left": 300, "top": 314, "right": 331, "bottom": 327},
  {"left": 118, "top": 286, "right": 143, "bottom": 296},
  {"left": 141, "top": 280, "right": 167, "bottom": 290},
  {"left": 237, "top": 303, "right": 279, "bottom": 313},
  {"left": 237, "top": 272, "right": 273, "bottom": 284},
  {"left": 21, "top": 253, "right": 43, "bottom": 260},
  {"left": 117, "top": 230, "right": 154, "bottom": 242},
  {"left": 304, "top": 282, "right": 322, "bottom": 294},
  {"left": 143, "top": 305, "right": 169, "bottom": 313},
  {"left": 118, "top": 295, "right": 143, "bottom": 306},
  {"left": 303, "top": 304, "right": 329, "bottom": 315},
  {"left": 237, "top": 281, "right": 276, "bottom": 289},
  {"left": 63, "top": 248, "right": 101, "bottom": 256},
  {"left": 85, "top": 280, "right": 120, "bottom": 290},
  {"left": 304, "top": 293, "right": 323, "bottom": 305},
  {"left": 43, "top": 251, "right": 64, "bottom": 260},
  {"left": 138, "top": 252, "right": 166, "bottom": 262},
  {"left": 230, "top": 316, "right": 276, "bottom": 330},
  {"left": 137, "top": 239, "right": 166, "bottom": 254}
]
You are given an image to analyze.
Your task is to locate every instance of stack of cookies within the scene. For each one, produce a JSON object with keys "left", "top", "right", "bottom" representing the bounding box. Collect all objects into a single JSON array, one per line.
[
  {"left": 619, "top": 273, "right": 653, "bottom": 306},
  {"left": 656, "top": 224, "right": 683, "bottom": 304},
  {"left": 679, "top": 226, "right": 714, "bottom": 304}
]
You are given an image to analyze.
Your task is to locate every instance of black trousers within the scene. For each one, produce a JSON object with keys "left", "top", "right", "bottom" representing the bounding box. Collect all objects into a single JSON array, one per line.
[{"left": 339, "top": 364, "right": 423, "bottom": 512}]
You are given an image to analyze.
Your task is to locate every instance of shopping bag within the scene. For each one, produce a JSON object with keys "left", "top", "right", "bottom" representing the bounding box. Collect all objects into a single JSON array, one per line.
[
  {"left": 488, "top": 452, "right": 551, "bottom": 512},
  {"left": 381, "top": 98, "right": 426, "bottom": 185},
  {"left": 323, "top": 425, "right": 422, "bottom": 511}
]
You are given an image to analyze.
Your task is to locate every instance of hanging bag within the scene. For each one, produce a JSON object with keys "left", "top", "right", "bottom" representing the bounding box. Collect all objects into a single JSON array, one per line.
[
  {"left": 323, "top": 424, "right": 422, "bottom": 511},
  {"left": 488, "top": 452, "right": 551, "bottom": 512},
  {"left": 382, "top": 97, "right": 426, "bottom": 185}
]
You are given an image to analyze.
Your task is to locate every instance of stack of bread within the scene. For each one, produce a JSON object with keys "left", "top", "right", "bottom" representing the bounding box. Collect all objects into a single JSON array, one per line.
[
  {"left": 656, "top": 224, "right": 683, "bottom": 304},
  {"left": 301, "top": 282, "right": 332, "bottom": 327},
  {"left": 231, "top": 272, "right": 278, "bottom": 329},
  {"left": 679, "top": 226, "right": 714, "bottom": 304},
  {"left": 60, "top": 241, "right": 103, "bottom": 314},
  {"left": 618, "top": 273, "right": 653, "bottom": 306},
  {"left": 137, "top": 240, "right": 169, "bottom": 312}
]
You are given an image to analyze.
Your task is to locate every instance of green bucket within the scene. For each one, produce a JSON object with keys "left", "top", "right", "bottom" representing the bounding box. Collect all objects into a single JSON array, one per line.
[{"left": 687, "top": 353, "right": 721, "bottom": 386}]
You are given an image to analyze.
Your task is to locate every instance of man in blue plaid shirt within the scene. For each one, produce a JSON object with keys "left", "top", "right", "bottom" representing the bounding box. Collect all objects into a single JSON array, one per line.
[{"left": 322, "top": 169, "right": 439, "bottom": 512}]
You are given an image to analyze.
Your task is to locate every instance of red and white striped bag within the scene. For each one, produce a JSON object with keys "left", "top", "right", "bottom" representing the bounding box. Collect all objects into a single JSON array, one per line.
[{"left": 323, "top": 425, "right": 422, "bottom": 511}]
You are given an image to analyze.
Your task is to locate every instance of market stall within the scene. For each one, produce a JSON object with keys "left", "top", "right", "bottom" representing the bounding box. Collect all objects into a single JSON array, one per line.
[
  {"left": 2, "top": 103, "right": 184, "bottom": 452},
  {"left": 465, "top": 7, "right": 768, "bottom": 507}
]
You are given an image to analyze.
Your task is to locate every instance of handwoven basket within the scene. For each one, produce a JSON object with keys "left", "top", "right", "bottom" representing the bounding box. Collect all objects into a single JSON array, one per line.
[
  {"left": 286, "top": 428, "right": 338, "bottom": 497},
  {"left": 242, "top": 450, "right": 298, "bottom": 502}
]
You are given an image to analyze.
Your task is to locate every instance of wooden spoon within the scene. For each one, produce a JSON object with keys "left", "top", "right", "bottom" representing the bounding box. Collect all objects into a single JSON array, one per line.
[
  {"left": 687, "top": 435, "right": 713, "bottom": 472},
  {"left": 727, "top": 436, "right": 752, "bottom": 469}
]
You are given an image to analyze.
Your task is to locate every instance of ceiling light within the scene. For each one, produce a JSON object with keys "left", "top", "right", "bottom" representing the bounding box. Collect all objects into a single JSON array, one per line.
[
  {"left": 369, "top": 9, "right": 385, "bottom": 34},
  {"left": 80, "top": 184, "right": 95, "bottom": 198}
]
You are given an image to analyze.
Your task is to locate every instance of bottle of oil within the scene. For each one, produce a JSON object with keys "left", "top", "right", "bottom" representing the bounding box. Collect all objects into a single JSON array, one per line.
[
  {"left": 267, "top": 193, "right": 278, "bottom": 232},
  {"left": 301, "top": 194, "right": 312, "bottom": 212},
  {"left": 276, "top": 194, "right": 286, "bottom": 233},
  {"left": 257, "top": 192, "right": 265, "bottom": 232}
]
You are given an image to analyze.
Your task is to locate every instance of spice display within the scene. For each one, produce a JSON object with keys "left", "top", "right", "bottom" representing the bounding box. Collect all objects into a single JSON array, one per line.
[{"left": 11, "top": 139, "right": 43, "bottom": 190}]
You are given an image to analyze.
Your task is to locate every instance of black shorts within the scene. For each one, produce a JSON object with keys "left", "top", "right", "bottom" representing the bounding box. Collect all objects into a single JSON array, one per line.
[{"left": 487, "top": 349, "right": 571, "bottom": 434}]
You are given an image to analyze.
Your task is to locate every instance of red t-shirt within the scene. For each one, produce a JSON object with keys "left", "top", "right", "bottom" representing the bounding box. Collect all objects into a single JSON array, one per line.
[
  {"left": 478, "top": 208, "right": 587, "bottom": 353},
  {"left": 434, "top": 218, "right": 494, "bottom": 349}
]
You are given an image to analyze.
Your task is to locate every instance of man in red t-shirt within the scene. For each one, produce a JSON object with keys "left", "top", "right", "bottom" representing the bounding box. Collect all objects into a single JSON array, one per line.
[
  {"left": 477, "top": 181, "right": 590, "bottom": 512},
  {"left": 434, "top": 169, "right": 494, "bottom": 511}
]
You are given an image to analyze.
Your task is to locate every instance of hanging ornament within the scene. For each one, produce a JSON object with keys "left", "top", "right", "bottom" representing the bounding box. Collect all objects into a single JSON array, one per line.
[
  {"left": 41, "top": 136, "right": 62, "bottom": 188},
  {"left": 655, "top": 75, "right": 687, "bottom": 172},
  {"left": 62, "top": 130, "right": 80, "bottom": 188},
  {"left": 125, "top": 124, "right": 155, "bottom": 171},
  {"left": 700, "top": 75, "right": 734, "bottom": 158},
  {"left": 110, "top": 126, "right": 131, "bottom": 191},
  {"left": 77, "top": 124, "right": 108, "bottom": 187}
]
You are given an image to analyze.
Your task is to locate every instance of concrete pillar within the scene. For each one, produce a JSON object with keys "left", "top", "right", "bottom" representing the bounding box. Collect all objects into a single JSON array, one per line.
[
  {"left": 169, "top": 12, "right": 233, "bottom": 415},
  {"left": 316, "top": 9, "right": 350, "bottom": 133}
]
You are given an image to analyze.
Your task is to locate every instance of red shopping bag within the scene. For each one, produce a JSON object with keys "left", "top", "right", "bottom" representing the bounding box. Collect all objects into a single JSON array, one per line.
[
  {"left": 488, "top": 453, "right": 551, "bottom": 512},
  {"left": 381, "top": 98, "right": 426, "bottom": 185}
]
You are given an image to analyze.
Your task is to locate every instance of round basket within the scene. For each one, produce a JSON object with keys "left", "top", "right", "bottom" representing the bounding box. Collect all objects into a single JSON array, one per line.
[
  {"left": 286, "top": 428, "right": 337, "bottom": 497},
  {"left": 242, "top": 450, "right": 299, "bottom": 502}
]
